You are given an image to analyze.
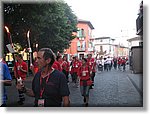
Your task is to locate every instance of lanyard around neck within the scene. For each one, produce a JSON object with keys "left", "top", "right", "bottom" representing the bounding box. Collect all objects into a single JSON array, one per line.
[{"left": 39, "top": 68, "right": 54, "bottom": 98}]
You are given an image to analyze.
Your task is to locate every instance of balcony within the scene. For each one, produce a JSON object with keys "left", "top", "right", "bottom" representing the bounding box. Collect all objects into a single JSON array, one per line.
[
  {"left": 88, "top": 47, "right": 94, "bottom": 52},
  {"left": 77, "top": 47, "right": 86, "bottom": 52}
]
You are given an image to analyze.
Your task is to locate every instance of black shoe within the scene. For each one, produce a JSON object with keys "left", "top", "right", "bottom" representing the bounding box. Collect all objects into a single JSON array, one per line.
[
  {"left": 1, "top": 104, "right": 7, "bottom": 107},
  {"left": 17, "top": 100, "right": 24, "bottom": 105},
  {"left": 85, "top": 103, "right": 88, "bottom": 107},
  {"left": 22, "top": 98, "right": 25, "bottom": 101},
  {"left": 83, "top": 97, "right": 86, "bottom": 103},
  {"left": 90, "top": 86, "right": 93, "bottom": 89}
]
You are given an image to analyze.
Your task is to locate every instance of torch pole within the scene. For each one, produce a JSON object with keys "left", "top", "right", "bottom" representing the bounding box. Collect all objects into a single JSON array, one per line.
[
  {"left": 5, "top": 26, "right": 19, "bottom": 79},
  {"left": 27, "top": 30, "right": 33, "bottom": 66}
]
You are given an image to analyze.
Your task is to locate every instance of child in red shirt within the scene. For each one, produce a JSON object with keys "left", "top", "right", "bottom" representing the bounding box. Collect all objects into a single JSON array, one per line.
[{"left": 14, "top": 54, "right": 28, "bottom": 105}]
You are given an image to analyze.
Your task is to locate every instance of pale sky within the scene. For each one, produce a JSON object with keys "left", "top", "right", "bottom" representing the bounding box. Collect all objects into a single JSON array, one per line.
[{"left": 64, "top": 0, "right": 142, "bottom": 46}]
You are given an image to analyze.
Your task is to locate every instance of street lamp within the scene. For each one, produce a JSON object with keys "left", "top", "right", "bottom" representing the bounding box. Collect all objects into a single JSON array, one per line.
[{"left": 27, "top": 30, "right": 33, "bottom": 66}]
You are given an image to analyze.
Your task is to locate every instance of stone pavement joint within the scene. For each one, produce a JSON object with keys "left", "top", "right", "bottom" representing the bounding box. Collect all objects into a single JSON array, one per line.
[{"left": 127, "top": 75, "right": 143, "bottom": 97}]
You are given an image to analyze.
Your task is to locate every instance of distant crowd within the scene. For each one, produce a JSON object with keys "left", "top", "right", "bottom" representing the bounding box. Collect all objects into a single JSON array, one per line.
[{"left": 96, "top": 56, "right": 128, "bottom": 72}]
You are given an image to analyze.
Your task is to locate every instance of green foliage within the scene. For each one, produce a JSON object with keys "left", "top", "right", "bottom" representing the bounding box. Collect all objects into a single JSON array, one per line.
[{"left": 4, "top": 1, "right": 77, "bottom": 53}]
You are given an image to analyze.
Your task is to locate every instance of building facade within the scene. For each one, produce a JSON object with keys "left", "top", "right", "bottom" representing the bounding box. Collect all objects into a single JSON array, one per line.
[
  {"left": 127, "top": 36, "right": 143, "bottom": 48},
  {"left": 94, "top": 37, "right": 129, "bottom": 58},
  {"left": 94, "top": 37, "right": 115, "bottom": 57},
  {"left": 65, "top": 19, "right": 94, "bottom": 59}
]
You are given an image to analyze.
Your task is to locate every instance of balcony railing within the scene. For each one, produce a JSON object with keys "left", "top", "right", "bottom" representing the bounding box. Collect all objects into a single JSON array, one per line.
[{"left": 77, "top": 47, "right": 86, "bottom": 51}]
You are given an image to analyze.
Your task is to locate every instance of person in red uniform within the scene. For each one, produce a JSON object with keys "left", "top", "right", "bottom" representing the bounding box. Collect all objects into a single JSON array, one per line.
[
  {"left": 121, "top": 57, "right": 126, "bottom": 71},
  {"left": 70, "top": 57, "right": 74, "bottom": 82},
  {"left": 52, "top": 55, "right": 62, "bottom": 72},
  {"left": 33, "top": 57, "right": 39, "bottom": 75},
  {"left": 117, "top": 57, "right": 122, "bottom": 70},
  {"left": 77, "top": 58, "right": 92, "bottom": 107},
  {"left": 57, "top": 55, "right": 63, "bottom": 67},
  {"left": 71, "top": 56, "right": 81, "bottom": 87},
  {"left": 62, "top": 55, "right": 70, "bottom": 82},
  {"left": 87, "top": 54, "right": 97, "bottom": 89},
  {"left": 52, "top": 61, "right": 58, "bottom": 70},
  {"left": 14, "top": 54, "right": 28, "bottom": 105}
]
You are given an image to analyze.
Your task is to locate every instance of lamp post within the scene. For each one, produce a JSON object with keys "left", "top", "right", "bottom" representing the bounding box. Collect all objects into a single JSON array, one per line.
[{"left": 27, "top": 30, "right": 33, "bottom": 66}]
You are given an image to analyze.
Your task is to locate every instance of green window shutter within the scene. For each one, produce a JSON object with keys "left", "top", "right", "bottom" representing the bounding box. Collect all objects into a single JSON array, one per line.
[
  {"left": 77, "top": 28, "right": 80, "bottom": 37},
  {"left": 79, "top": 29, "right": 82, "bottom": 38},
  {"left": 82, "top": 29, "right": 86, "bottom": 38}
]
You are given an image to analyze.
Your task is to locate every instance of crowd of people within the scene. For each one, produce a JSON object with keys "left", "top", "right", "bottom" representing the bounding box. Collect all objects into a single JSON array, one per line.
[
  {"left": 0, "top": 47, "right": 128, "bottom": 107},
  {"left": 96, "top": 56, "right": 128, "bottom": 72}
]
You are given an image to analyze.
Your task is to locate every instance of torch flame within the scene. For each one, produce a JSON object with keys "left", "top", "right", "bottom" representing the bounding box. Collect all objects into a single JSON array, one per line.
[
  {"left": 27, "top": 30, "right": 30, "bottom": 38},
  {"left": 5, "top": 26, "right": 10, "bottom": 33}
]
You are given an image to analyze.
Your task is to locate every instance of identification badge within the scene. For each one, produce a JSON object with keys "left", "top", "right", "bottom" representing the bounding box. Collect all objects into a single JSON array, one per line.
[
  {"left": 38, "top": 99, "right": 45, "bottom": 107},
  {"left": 89, "top": 62, "right": 91, "bottom": 65},
  {"left": 17, "top": 66, "right": 20, "bottom": 70},
  {"left": 82, "top": 71, "right": 86, "bottom": 76},
  {"left": 90, "top": 71, "right": 92, "bottom": 75}
]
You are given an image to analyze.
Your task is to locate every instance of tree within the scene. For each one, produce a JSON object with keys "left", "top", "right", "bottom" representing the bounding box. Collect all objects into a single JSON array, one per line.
[{"left": 4, "top": 0, "right": 77, "bottom": 53}]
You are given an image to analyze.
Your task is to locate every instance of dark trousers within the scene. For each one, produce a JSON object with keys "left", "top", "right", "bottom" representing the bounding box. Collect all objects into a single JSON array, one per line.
[
  {"left": 104, "top": 64, "right": 107, "bottom": 71},
  {"left": 98, "top": 65, "right": 103, "bottom": 71},
  {"left": 18, "top": 90, "right": 25, "bottom": 101},
  {"left": 72, "top": 72, "right": 78, "bottom": 83},
  {"left": 114, "top": 63, "right": 117, "bottom": 69},
  {"left": 122, "top": 63, "right": 126, "bottom": 71},
  {"left": 62, "top": 69, "right": 69, "bottom": 82},
  {"left": 118, "top": 64, "right": 121, "bottom": 70},
  {"left": 91, "top": 72, "right": 95, "bottom": 87}
]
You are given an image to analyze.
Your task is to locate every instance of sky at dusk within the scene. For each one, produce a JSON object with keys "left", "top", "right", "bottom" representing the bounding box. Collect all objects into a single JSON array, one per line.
[{"left": 64, "top": 0, "right": 142, "bottom": 46}]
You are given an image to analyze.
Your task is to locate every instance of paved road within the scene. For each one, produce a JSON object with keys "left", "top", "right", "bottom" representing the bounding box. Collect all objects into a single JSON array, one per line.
[
  {"left": 69, "top": 67, "right": 142, "bottom": 107},
  {"left": 6, "top": 65, "right": 143, "bottom": 107}
]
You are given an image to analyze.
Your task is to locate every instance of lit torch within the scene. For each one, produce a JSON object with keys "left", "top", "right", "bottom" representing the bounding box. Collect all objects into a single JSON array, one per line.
[
  {"left": 27, "top": 30, "right": 33, "bottom": 66},
  {"left": 5, "top": 26, "right": 14, "bottom": 48},
  {"left": 5, "top": 26, "right": 18, "bottom": 77}
]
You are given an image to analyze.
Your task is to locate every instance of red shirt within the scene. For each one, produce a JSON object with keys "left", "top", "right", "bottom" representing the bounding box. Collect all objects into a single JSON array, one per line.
[
  {"left": 118, "top": 58, "right": 122, "bottom": 65},
  {"left": 77, "top": 65, "right": 92, "bottom": 86},
  {"left": 52, "top": 61, "right": 62, "bottom": 71},
  {"left": 122, "top": 59, "right": 126, "bottom": 64},
  {"left": 87, "top": 58, "right": 96, "bottom": 72},
  {"left": 33, "top": 61, "right": 39, "bottom": 74},
  {"left": 62, "top": 61, "right": 70, "bottom": 72},
  {"left": 71, "top": 60, "right": 81, "bottom": 73},
  {"left": 14, "top": 61, "right": 27, "bottom": 80}
]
